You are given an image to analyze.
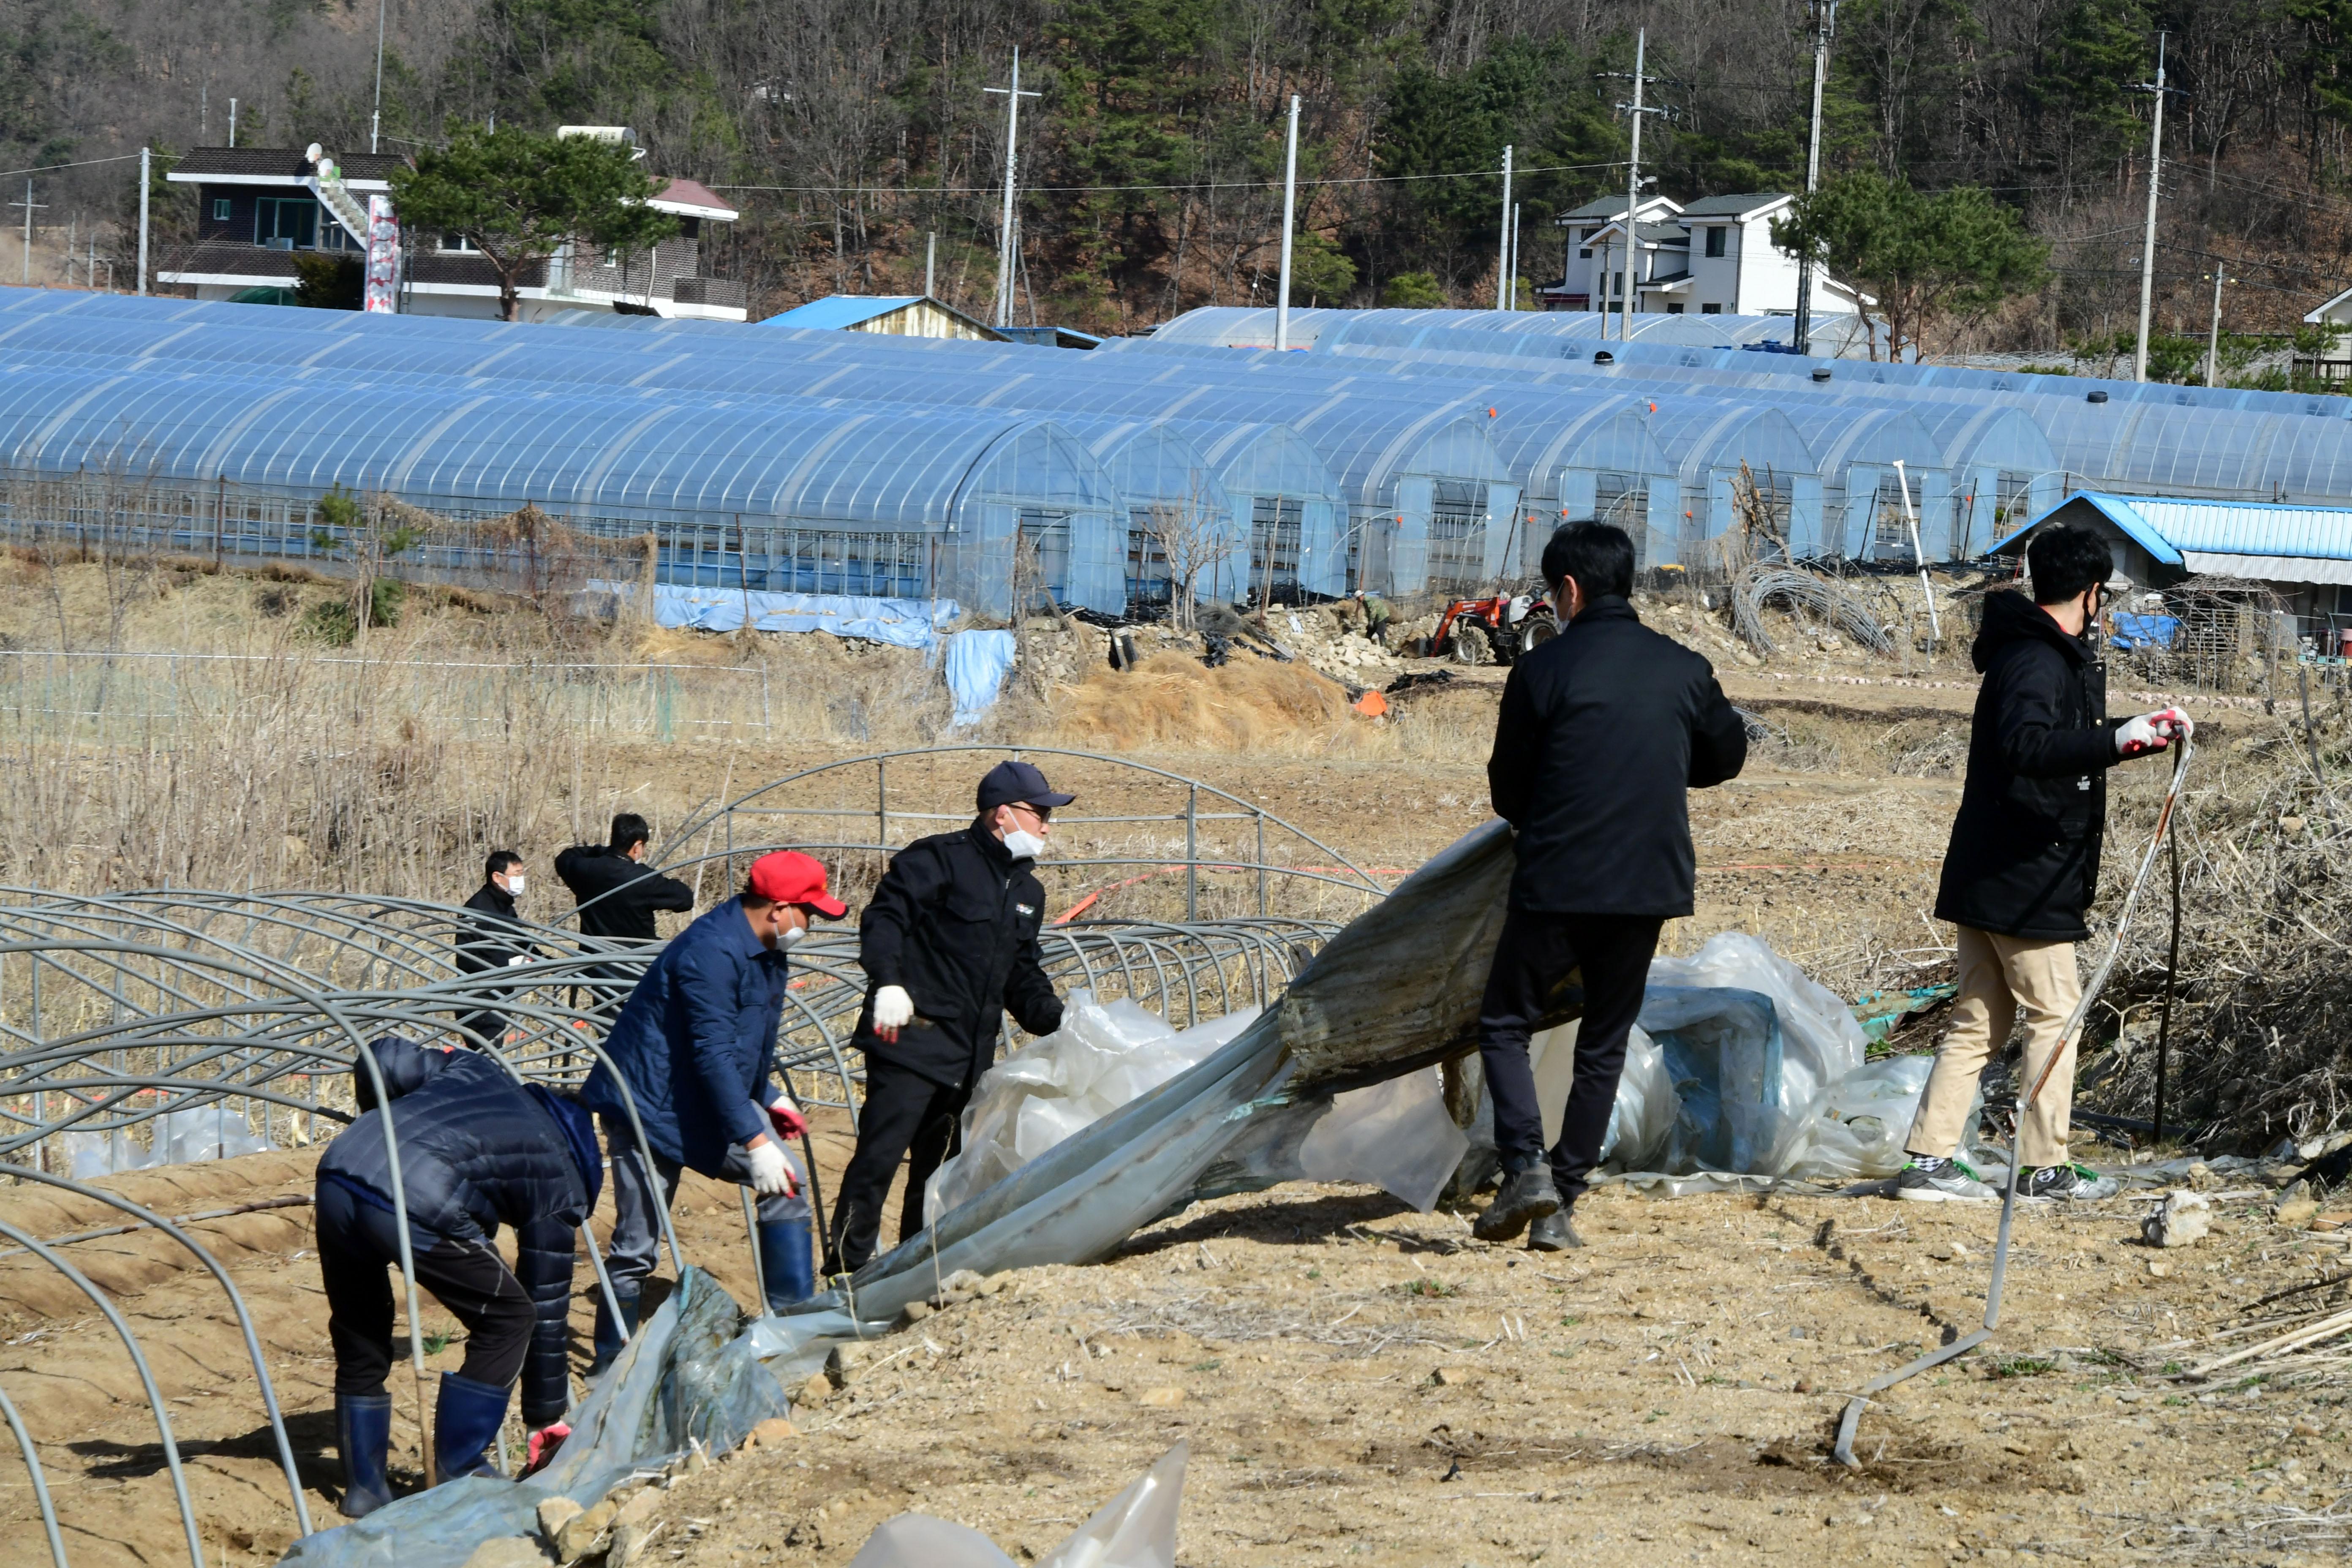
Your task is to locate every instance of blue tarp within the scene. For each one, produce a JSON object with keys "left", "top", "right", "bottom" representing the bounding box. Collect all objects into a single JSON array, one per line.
[
  {"left": 945, "top": 629, "right": 1018, "bottom": 726},
  {"left": 588, "top": 581, "right": 958, "bottom": 648},
  {"left": 2111, "top": 612, "right": 2182, "bottom": 650}
]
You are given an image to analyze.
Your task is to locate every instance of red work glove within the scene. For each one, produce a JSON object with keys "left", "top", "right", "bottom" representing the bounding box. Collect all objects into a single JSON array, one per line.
[
  {"left": 766, "top": 1092, "right": 808, "bottom": 1143},
  {"left": 522, "top": 1422, "right": 569, "bottom": 1477}
]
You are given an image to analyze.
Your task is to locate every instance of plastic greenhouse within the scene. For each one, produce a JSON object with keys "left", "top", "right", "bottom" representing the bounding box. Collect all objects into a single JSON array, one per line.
[{"left": 1056, "top": 416, "right": 1243, "bottom": 605}]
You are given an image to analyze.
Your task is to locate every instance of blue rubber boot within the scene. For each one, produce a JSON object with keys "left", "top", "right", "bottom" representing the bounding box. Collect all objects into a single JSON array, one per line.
[
  {"left": 334, "top": 1393, "right": 395, "bottom": 1519},
  {"left": 758, "top": 1220, "right": 815, "bottom": 1312},
  {"left": 588, "top": 1281, "right": 640, "bottom": 1377},
  {"left": 432, "top": 1371, "right": 512, "bottom": 1484}
]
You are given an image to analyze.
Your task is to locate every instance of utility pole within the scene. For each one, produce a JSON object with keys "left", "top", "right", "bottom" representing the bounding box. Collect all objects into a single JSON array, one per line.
[
  {"left": 1276, "top": 93, "right": 1301, "bottom": 350},
  {"left": 1509, "top": 201, "right": 1522, "bottom": 309},
  {"left": 1605, "top": 30, "right": 1665, "bottom": 341},
  {"left": 2132, "top": 33, "right": 2172, "bottom": 383},
  {"left": 136, "top": 148, "right": 149, "bottom": 296},
  {"left": 10, "top": 181, "right": 44, "bottom": 286},
  {"left": 983, "top": 49, "right": 1040, "bottom": 330},
  {"left": 925, "top": 231, "right": 936, "bottom": 297},
  {"left": 1494, "top": 144, "right": 1513, "bottom": 312},
  {"left": 229, "top": 99, "right": 238, "bottom": 149},
  {"left": 370, "top": 0, "right": 388, "bottom": 154},
  {"left": 1793, "top": 0, "right": 1838, "bottom": 354},
  {"left": 2204, "top": 267, "right": 2231, "bottom": 387}
]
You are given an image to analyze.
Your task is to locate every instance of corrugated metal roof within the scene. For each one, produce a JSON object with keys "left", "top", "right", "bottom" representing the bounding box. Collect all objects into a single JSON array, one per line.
[
  {"left": 2011, "top": 491, "right": 2352, "bottom": 564},
  {"left": 762, "top": 296, "right": 925, "bottom": 329},
  {"left": 1679, "top": 192, "right": 1790, "bottom": 218}
]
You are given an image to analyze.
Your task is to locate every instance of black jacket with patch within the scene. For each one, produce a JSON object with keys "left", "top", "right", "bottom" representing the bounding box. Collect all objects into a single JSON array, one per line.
[
  {"left": 1486, "top": 595, "right": 1748, "bottom": 917},
  {"left": 856, "top": 825, "right": 1065, "bottom": 1089},
  {"left": 1933, "top": 590, "right": 2129, "bottom": 942}
]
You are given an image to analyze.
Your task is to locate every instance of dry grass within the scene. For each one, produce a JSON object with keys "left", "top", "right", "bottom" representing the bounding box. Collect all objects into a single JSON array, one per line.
[{"left": 1051, "top": 649, "right": 1361, "bottom": 754}]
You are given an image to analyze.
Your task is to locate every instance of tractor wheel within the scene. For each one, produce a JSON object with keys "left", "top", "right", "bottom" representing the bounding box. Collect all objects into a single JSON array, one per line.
[
  {"left": 1520, "top": 612, "right": 1560, "bottom": 653},
  {"left": 1451, "top": 623, "right": 1493, "bottom": 665}
]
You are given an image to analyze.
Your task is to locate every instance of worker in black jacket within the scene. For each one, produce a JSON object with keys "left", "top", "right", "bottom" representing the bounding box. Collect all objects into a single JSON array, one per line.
[
  {"left": 555, "top": 813, "right": 695, "bottom": 1018},
  {"left": 555, "top": 813, "right": 696, "bottom": 944},
  {"left": 1474, "top": 522, "right": 1748, "bottom": 1249},
  {"left": 454, "top": 850, "right": 537, "bottom": 1047},
  {"left": 1899, "top": 523, "right": 2188, "bottom": 1205},
  {"left": 316, "top": 1036, "right": 601, "bottom": 1516},
  {"left": 824, "top": 760, "right": 1070, "bottom": 1277}
]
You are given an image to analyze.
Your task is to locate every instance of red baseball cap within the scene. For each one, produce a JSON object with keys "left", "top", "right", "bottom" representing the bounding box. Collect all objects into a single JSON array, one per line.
[{"left": 746, "top": 851, "right": 847, "bottom": 918}]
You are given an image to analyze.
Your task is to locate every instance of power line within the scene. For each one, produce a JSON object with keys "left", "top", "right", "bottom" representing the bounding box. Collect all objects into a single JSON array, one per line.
[
  {"left": 0, "top": 153, "right": 144, "bottom": 184},
  {"left": 709, "top": 159, "right": 1633, "bottom": 196}
]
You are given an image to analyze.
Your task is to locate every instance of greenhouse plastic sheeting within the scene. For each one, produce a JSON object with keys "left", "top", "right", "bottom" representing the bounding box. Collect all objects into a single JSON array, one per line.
[
  {"left": 944, "top": 629, "right": 1019, "bottom": 726},
  {"left": 68, "top": 1105, "right": 274, "bottom": 1176},
  {"left": 589, "top": 580, "right": 958, "bottom": 648},
  {"left": 846, "top": 1443, "right": 1186, "bottom": 1568}
]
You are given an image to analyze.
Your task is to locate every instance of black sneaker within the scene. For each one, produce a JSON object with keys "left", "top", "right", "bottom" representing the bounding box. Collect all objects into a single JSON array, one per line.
[
  {"left": 1473, "top": 1165, "right": 1561, "bottom": 1242},
  {"left": 1527, "top": 1210, "right": 1584, "bottom": 1251},
  {"left": 1897, "top": 1155, "right": 1998, "bottom": 1203},
  {"left": 2023, "top": 1162, "right": 2121, "bottom": 1202}
]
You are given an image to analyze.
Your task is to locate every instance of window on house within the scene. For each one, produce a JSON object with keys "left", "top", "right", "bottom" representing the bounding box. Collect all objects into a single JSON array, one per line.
[
  {"left": 1701, "top": 303, "right": 1723, "bottom": 315},
  {"left": 212, "top": 197, "right": 231, "bottom": 223},
  {"left": 1667, "top": 303, "right": 1685, "bottom": 314},
  {"left": 1578, "top": 227, "right": 1598, "bottom": 259},
  {"left": 1705, "top": 226, "right": 1726, "bottom": 258},
  {"left": 253, "top": 197, "right": 318, "bottom": 250},
  {"left": 1612, "top": 271, "right": 1623, "bottom": 296},
  {"left": 439, "top": 233, "right": 480, "bottom": 253}
]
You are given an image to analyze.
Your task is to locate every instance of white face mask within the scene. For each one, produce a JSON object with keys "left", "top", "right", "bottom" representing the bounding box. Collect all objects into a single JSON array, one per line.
[
  {"left": 1002, "top": 828, "right": 1047, "bottom": 861},
  {"left": 502, "top": 874, "right": 525, "bottom": 896},
  {"left": 781, "top": 923, "right": 808, "bottom": 947}
]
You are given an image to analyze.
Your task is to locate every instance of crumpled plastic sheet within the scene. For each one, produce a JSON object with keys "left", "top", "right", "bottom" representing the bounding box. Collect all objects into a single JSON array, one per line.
[
  {"left": 846, "top": 1443, "right": 1185, "bottom": 1568},
  {"left": 926, "top": 994, "right": 1260, "bottom": 1220},
  {"left": 68, "top": 1104, "right": 275, "bottom": 1177},
  {"left": 944, "top": 628, "right": 1019, "bottom": 727},
  {"left": 280, "top": 822, "right": 1535, "bottom": 1566},
  {"left": 927, "top": 993, "right": 1466, "bottom": 1217}
]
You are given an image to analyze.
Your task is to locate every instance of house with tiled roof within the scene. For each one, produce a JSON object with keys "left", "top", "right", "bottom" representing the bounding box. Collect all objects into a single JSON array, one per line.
[
  {"left": 1540, "top": 192, "right": 1862, "bottom": 319},
  {"left": 158, "top": 134, "right": 746, "bottom": 322}
]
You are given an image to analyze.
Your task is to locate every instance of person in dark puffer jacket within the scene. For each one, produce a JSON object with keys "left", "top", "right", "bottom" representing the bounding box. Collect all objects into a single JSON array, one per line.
[{"left": 315, "top": 1036, "right": 601, "bottom": 1516}]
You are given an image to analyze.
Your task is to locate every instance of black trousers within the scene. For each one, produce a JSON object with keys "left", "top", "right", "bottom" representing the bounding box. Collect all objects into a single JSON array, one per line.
[
  {"left": 1475, "top": 909, "right": 1663, "bottom": 1207},
  {"left": 316, "top": 1179, "right": 535, "bottom": 1400},
  {"left": 826, "top": 1061, "right": 970, "bottom": 1275}
]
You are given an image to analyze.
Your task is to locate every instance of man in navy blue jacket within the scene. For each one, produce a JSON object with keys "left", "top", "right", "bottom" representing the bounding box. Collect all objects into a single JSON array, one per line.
[
  {"left": 580, "top": 850, "right": 844, "bottom": 1371},
  {"left": 316, "top": 1035, "right": 602, "bottom": 1515}
]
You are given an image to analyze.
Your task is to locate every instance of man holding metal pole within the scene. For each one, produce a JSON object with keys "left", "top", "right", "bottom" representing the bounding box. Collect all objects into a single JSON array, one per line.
[
  {"left": 1898, "top": 522, "right": 2189, "bottom": 1203},
  {"left": 581, "top": 851, "right": 840, "bottom": 1370},
  {"left": 316, "top": 1035, "right": 603, "bottom": 1514},
  {"left": 1473, "top": 522, "right": 1748, "bottom": 1248},
  {"left": 824, "top": 761, "right": 1070, "bottom": 1278}
]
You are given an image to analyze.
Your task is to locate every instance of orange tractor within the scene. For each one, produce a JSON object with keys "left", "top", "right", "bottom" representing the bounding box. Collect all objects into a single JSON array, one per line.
[{"left": 1431, "top": 591, "right": 1558, "bottom": 664}]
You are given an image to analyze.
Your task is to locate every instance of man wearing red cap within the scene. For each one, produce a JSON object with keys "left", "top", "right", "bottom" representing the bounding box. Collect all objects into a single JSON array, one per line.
[
  {"left": 581, "top": 849, "right": 844, "bottom": 1367},
  {"left": 825, "top": 760, "right": 1070, "bottom": 1277}
]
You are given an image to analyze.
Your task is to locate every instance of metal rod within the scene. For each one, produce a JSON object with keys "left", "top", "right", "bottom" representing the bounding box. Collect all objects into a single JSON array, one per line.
[{"left": 1275, "top": 95, "right": 1300, "bottom": 352}]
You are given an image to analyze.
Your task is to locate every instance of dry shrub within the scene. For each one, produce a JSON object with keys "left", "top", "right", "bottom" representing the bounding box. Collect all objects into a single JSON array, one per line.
[{"left": 1053, "top": 650, "right": 1359, "bottom": 753}]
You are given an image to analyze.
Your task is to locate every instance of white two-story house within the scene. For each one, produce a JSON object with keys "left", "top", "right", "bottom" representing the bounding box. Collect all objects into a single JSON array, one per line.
[{"left": 1541, "top": 192, "right": 1860, "bottom": 319}]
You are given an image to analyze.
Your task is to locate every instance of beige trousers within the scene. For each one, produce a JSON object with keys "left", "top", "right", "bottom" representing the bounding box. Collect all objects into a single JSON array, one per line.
[{"left": 1904, "top": 925, "right": 2082, "bottom": 1169}]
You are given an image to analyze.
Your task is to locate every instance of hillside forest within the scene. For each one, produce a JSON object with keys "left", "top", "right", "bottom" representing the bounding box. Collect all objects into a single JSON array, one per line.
[{"left": 9, "top": 0, "right": 2352, "bottom": 357}]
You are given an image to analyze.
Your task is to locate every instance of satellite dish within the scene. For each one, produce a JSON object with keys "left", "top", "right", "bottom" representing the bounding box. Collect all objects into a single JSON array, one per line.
[{"left": 305, "top": 142, "right": 323, "bottom": 164}]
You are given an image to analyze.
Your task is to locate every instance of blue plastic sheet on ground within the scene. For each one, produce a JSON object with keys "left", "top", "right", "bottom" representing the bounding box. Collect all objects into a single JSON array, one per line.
[
  {"left": 945, "top": 629, "right": 1018, "bottom": 726},
  {"left": 585, "top": 580, "right": 958, "bottom": 648},
  {"left": 2111, "top": 612, "right": 2181, "bottom": 651}
]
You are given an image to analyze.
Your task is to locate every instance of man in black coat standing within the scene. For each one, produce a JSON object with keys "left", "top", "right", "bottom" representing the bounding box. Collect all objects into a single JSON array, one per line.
[
  {"left": 1474, "top": 522, "right": 1749, "bottom": 1249},
  {"left": 1898, "top": 522, "right": 2188, "bottom": 1204},
  {"left": 555, "top": 813, "right": 695, "bottom": 1014},
  {"left": 454, "top": 850, "right": 536, "bottom": 1047},
  {"left": 824, "top": 760, "right": 1070, "bottom": 1277}
]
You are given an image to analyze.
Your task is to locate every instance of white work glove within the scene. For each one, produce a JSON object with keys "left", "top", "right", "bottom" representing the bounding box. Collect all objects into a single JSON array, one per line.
[
  {"left": 744, "top": 1137, "right": 797, "bottom": 1197},
  {"left": 871, "top": 984, "right": 914, "bottom": 1042},
  {"left": 2116, "top": 706, "right": 2191, "bottom": 758}
]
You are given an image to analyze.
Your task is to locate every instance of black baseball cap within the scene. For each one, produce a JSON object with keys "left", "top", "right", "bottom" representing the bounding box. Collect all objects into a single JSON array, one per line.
[{"left": 976, "top": 760, "right": 1074, "bottom": 812}]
